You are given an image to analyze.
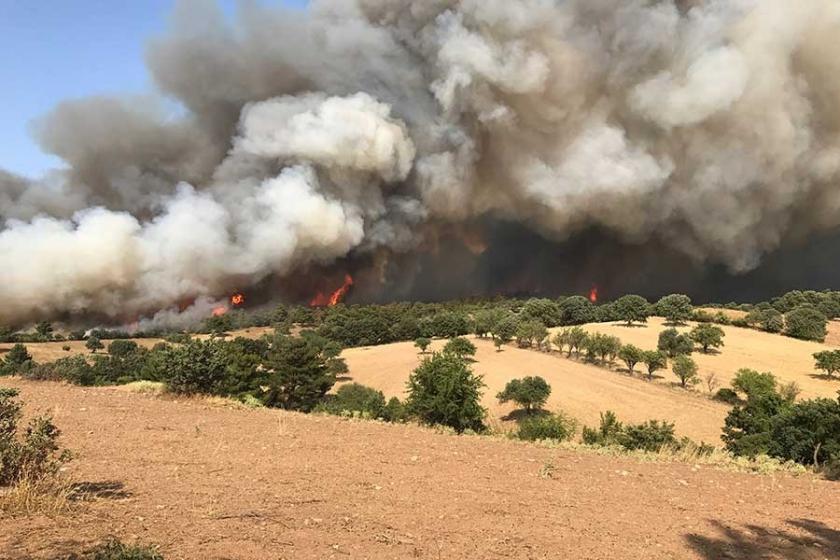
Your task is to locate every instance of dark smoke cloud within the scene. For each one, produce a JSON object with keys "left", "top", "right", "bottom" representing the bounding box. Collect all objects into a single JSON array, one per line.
[{"left": 3, "top": 0, "right": 840, "bottom": 326}]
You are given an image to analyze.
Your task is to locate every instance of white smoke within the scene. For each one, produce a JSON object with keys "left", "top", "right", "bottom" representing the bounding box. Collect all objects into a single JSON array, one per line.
[{"left": 3, "top": 0, "right": 840, "bottom": 324}]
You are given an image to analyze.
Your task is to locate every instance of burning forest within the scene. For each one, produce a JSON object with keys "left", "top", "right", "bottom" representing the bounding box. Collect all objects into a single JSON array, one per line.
[{"left": 4, "top": 0, "right": 840, "bottom": 328}]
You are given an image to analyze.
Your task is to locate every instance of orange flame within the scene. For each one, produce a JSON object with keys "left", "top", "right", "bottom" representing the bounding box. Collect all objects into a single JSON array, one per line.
[
  {"left": 310, "top": 274, "right": 354, "bottom": 307},
  {"left": 212, "top": 305, "right": 228, "bottom": 317},
  {"left": 231, "top": 293, "right": 245, "bottom": 306},
  {"left": 589, "top": 286, "right": 599, "bottom": 303}
]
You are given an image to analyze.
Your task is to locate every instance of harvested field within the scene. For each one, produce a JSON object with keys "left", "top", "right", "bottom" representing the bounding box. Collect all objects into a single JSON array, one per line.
[{"left": 1, "top": 378, "right": 838, "bottom": 560}]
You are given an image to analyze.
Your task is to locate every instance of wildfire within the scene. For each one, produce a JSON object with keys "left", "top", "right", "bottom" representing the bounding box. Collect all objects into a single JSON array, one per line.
[
  {"left": 310, "top": 274, "right": 354, "bottom": 307},
  {"left": 231, "top": 293, "right": 245, "bottom": 306},
  {"left": 589, "top": 286, "right": 599, "bottom": 304},
  {"left": 212, "top": 305, "right": 228, "bottom": 317}
]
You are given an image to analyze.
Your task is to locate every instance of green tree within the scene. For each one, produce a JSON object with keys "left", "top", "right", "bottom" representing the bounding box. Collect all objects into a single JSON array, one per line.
[
  {"left": 4, "top": 344, "right": 32, "bottom": 367},
  {"left": 473, "top": 309, "right": 504, "bottom": 338},
  {"left": 107, "top": 339, "right": 139, "bottom": 358},
  {"left": 731, "top": 369, "right": 777, "bottom": 400},
  {"left": 814, "top": 350, "right": 840, "bottom": 379},
  {"left": 166, "top": 339, "right": 228, "bottom": 396},
  {"left": 263, "top": 336, "right": 336, "bottom": 412},
  {"left": 496, "top": 376, "right": 551, "bottom": 414},
  {"left": 414, "top": 337, "right": 432, "bottom": 354},
  {"left": 656, "top": 294, "right": 693, "bottom": 325},
  {"left": 521, "top": 298, "right": 562, "bottom": 327},
  {"left": 552, "top": 330, "right": 569, "bottom": 355},
  {"left": 566, "top": 327, "right": 589, "bottom": 357},
  {"left": 784, "top": 306, "right": 828, "bottom": 342},
  {"left": 689, "top": 323, "right": 725, "bottom": 353},
  {"left": 642, "top": 350, "right": 667, "bottom": 381},
  {"left": 657, "top": 328, "right": 693, "bottom": 358},
  {"left": 443, "top": 337, "right": 477, "bottom": 360},
  {"left": 318, "top": 383, "right": 386, "bottom": 418},
  {"left": 515, "top": 319, "right": 548, "bottom": 348},
  {"left": 85, "top": 336, "right": 104, "bottom": 354},
  {"left": 406, "top": 352, "right": 486, "bottom": 433},
  {"left": 34, "top": 321, "right": 54, "bottom": 340},
  {"left": 618, "top": 344, "right": 644, "bottom": 375},
  {"left": 672, "top": 355, "right": 699, "bottom": 388},
  {"left": 558, "top": 296, "right": 595, "bottom": 325},
  {"left": 613, "top": 295, "right": 650, "bottom": 326},
  {"left": 491, "top": 315, "right": 519, "bottom": 350}
]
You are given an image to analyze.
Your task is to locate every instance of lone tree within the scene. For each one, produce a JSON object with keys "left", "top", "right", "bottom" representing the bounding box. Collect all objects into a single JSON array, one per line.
[
  {"left": 4, "top": 344, "right": 32, "bottom": 367},
  {"left": 263, "top": 336, "right": 337, "bottom": 412},
  {"left": 656, "top": 294, "right": 693, "bottom": 325},
  {"left": 515, "top": 319, "right": 548, "bottom": 349},
  {"left": 496, "top": 376, "right": 552, "bottom": 414},
  {"left": 784, "top": 306, "right": 828, "bottom": 342},
  {"left": 672, "top": 355, "right": 699, "bottom": 388},
  {"left": 814, "top": 350, "right": 840, "bottom": 379},
  {"left": 689, "top": 323, "right": 725, "bottom": 353},
  {"left": 618, "top": 344, "right": 645, "bottom": 375},
  {"left": 613, "top": 295, "right": 650, "bottom": 326},
  {"left": 406, "top": 352, "right": 486, "bottom": 433},
  {"left": 85, "top": 336, "right": 104, "bottom": 354},
  {"left": 414, "top": 337, "right": 432, "bottom": 354},
  {"left": 657, "top": 328, "right": 693, "bottom": 358},
  {"left": 566, "top": 327, "right": 589, "bottom": 357},
  {"left": 443, "top": 337, "right": 477, "bottom": 360},
  {"left": 491, "top": 315, "right": 519, "bottom": 351},
  {"left": 642, "top": 350, "right": 667, "bottom": 381}
]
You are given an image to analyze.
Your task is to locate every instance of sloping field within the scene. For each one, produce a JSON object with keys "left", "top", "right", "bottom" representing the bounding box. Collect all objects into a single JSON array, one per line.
[
  {"left": 343, "top": 339, "right": 728, "bottom": 443},
  {"left": 2, "top": 379, "right": 838, "bottom": 560},
  {"left": 569, "top": 318, "right": 840, "bottom": 400}
]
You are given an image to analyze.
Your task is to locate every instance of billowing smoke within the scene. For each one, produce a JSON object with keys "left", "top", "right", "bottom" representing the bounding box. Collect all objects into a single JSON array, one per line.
[{"left": 3, "top": 0, "right": 840, "bottom": 325}]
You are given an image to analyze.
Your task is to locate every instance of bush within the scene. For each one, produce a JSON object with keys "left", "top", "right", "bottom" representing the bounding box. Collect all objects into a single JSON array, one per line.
[
  {"left": 108, "top": 339, "right": 139, "bottom": 358},
  {"left": 414, "top": 337, "right": 431, "bottom": 354},
  {"left": 25, "top": 355, "right": 94, "bottom": 385},
  {"left": 515, "top": 413, "right": 576, "bottom": 442},
  {"left": 731, "top": 369, "right": 777, "bottom": 400},
  {"left": 714, "top": 388, "right": 741, "bottom": 405},
  {"left": 166, "top": 340, "right": 229, "bottom": 396},
  {"left": 1, "top": 344, "right": 34, "bottom": 376},
  {"left": 406, "top": 352, "right": 486, "bottom": 433},
  {"left": 318, "top": 383, "right": 387, "bottom": 419},
  {"left": 582, "top": 410, "right": 677, "bottom": 452},
  {"left": 382, "top": 397, "right": 407, "bottom": 423},
  {"left": 0, "top": 388, "right": 70, "bottom": 486},
  {"left": 784, "top": 306, "right": 828, "bottom": 342},
  {"left": 85, "top": 336, "right": 105, "bottom": 353},
  {"left": 497, "top": 377, "right": 551, "bottom": 413},
  {"left": 515, "top": 319, "right": 548, "bottom": 348}
]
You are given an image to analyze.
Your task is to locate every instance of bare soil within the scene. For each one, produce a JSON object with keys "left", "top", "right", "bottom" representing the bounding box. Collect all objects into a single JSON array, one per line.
[{"left": 2, "top": 379, "right": 839, "bottom": 560}]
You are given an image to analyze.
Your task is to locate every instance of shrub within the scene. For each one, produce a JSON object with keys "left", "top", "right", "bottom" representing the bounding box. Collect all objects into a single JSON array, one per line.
[
  {"left": 582, "top": 410, "right": 677, "bottom": 452},
  {"left": 715, "top": 388, "right": 741, "bottom": 405},
  {"left": 515, "top": 319, "right": 548, "bottom": 348},
  {"left": 382, "top": 397, "right": 407, "bottom": 423},
  {"left": 108, "top": 339, "right": 139, "bottom": 358},
  {"left": 406, "top": 352, "right": 486, "bottom": 433},
  {"left": 515, "top": 413, "right": 576, "bottom": 442},
  {"left": 689, "top": 323, "right": 725, "bottom": 353},
  {"left": 85, "top": 336, "right": 104, "bottom": 353},
  {"left": 784, "top": 306, "right": 828, "bottom": 342},
  {"left": 1, "top": 344, "right": 34, "bottom": 376},
  {"left": 583, "top": 333, "right": 621, "bottom": 364},
  {"left": 166, "top": 340, "right": 229, "bottom": 396},
  {"left": 496, "top": 377, "right": 551, "bottom": 413},
  {"left": 25, "top": 355, "right": 94, "bottom": 386},
  {"left": 731, "top": 369, "right": 777, "bottom": 400},
  {"left": 672, "top": 355, "right": 699, "bottom": 388},
  {"left": 59, "top": 538, "right": 164, "bottom": 560},
  {"left": 318, "top": 383, "right": 386, "bottom": 419},
  {"left": 443, "top": 337, "right": 477, "bottom": 359},
  {"left": 0, "top": 388, "right": 70, "bottom": 486},
  {"left": 657, "top": 328, "right": 693, "bottom": 358}
]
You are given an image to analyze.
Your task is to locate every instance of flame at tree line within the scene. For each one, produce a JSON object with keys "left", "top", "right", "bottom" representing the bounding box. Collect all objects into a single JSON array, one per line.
[
  {"left": 310, "top": 274, "right": 354, "bottom": 307},
  {"left": 211, "top": 292, "right": 247, "bottom": 317},
  {"left": 589, "top": 286, "right": 598, "bottom": 304}
]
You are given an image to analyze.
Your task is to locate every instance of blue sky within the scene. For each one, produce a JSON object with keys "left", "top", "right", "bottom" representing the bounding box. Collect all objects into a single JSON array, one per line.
[{"left": 0, "top": 0, "right": 306, "bottom": 178}]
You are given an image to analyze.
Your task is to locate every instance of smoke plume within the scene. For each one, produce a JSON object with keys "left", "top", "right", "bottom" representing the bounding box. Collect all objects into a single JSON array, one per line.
[{"left": 3, "top": 0, "right": 840, "bottom": 324}]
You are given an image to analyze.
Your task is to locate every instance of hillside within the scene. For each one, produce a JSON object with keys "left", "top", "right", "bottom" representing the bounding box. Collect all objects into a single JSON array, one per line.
[
  {"left": 342, "top": 338, "right": 728, "bottom": 443},
  {"left": 570, "top": 318, "right": 840, "bottom": 400},
  {"left": 2, "top": 379, "right": 838, "bottom": 560}
]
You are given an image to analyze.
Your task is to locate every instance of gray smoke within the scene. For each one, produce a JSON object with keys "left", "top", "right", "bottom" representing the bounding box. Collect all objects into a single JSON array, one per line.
[{"left": 3, "top": 0, "right": 840, "bottom": 324}]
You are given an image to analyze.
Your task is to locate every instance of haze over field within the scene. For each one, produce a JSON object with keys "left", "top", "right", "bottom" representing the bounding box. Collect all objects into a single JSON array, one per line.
[{"left": 4, "top": 0, "right": 840, "bottom": 324}]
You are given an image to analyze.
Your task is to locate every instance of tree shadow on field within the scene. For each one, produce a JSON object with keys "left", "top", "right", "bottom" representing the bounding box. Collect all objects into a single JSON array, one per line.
[
  {"left": 69, "top": 481, "right": 131, "bottom": 501},
  {"left": 807, "top": 373, "right": 840, "bottom": 382},
  {"left": 685, "top": 519, "right": 840, "bottom": 560},
  {"left": 616, "top": 323, "right": 649, "bottom": 328}
]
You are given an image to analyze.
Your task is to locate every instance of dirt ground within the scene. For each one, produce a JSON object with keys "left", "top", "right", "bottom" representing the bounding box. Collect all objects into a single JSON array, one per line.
[
  {"left": 1, "top": 379, "right": 839, "bottom": 560},
  {"left": 343, "top": 339, "right": 728, "bottom": 443},
  {"left": 569, "top": 317, "right": 840, "bottom": 401}
]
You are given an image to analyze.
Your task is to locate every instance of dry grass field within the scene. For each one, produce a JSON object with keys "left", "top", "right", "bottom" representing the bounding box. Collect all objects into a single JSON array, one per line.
[
  {"left": 2, "top": 379, "right": 838, "bottom": 560},
  {"left": 568, "top": 317, "right": 840, "bottom": 401}
]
